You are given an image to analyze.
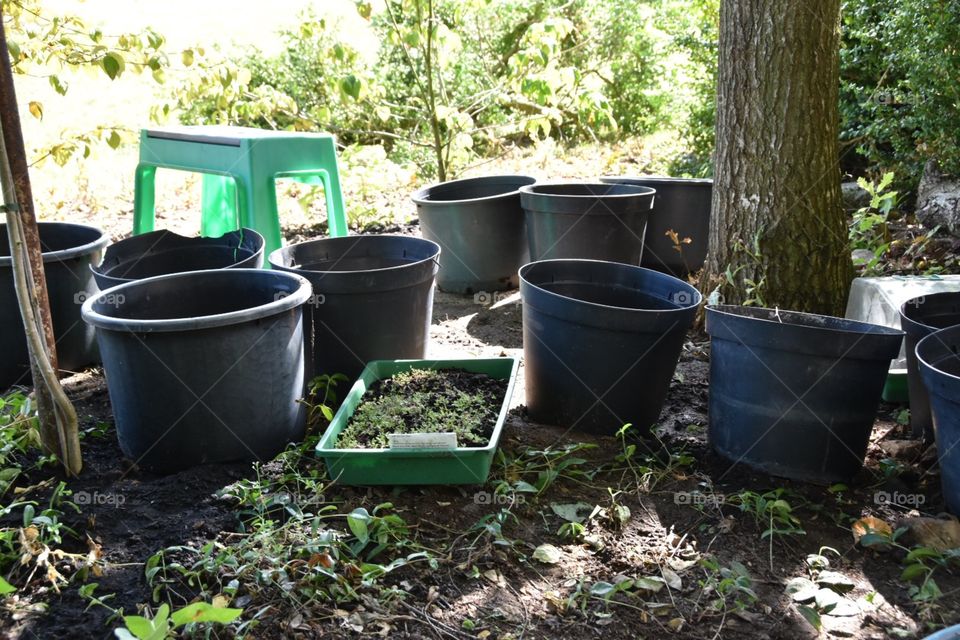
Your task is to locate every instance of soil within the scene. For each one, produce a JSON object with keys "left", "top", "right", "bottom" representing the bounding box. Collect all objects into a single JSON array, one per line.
[
  {"left": 337, "top": 369, "right": 508, "bottom": 449},
  {"left": 1, "top": 229, "right": 959, "bottom": 640}
]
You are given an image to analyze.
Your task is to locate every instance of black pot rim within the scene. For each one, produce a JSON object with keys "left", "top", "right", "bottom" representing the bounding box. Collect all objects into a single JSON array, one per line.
[
  {"left": 600, "top": 175, "right": 713, "bottom": 187},
  {"left": 0, "top": 221, "right": 108, "bottom": 267},
  {"left": 81, "top": 268, "right": 312, "bottom": 333},
  {"left": 268, "top": 235, "right": 440, "bottom": 277},
  {"left": 519, "top": 259, "right": 702, "bottom": 314},
  {"left": 917, "top": 325, "right": 960, "bottom": 384},
  {"left": 900, "top": 291, "right": 960, "bottom": 333},
  {"left": 519, "top": 181, "right": 656, "bottom": 199},
  {"left": 411, "top": 174, "right": 536, "bottom": 205},
  {"left": 708, "top": 304, "right": 903, "bottom": 338},
  {"left": 90, "top": 227, "right": 265, "bottom": 287}
]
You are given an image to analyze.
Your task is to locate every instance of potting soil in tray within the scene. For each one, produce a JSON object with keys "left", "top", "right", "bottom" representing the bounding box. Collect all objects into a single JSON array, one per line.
[{"left": 335, "top": 368, "right": 508, "bottom": 449}]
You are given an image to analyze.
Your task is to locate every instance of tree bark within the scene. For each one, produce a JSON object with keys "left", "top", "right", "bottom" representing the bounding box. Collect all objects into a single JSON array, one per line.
[{"left": 703, "top": 0, "right": 853, "bottom": 315}]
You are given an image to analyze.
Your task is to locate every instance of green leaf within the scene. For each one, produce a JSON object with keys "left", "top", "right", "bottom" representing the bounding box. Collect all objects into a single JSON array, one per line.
[
  {"left": 48, "top": 75, "right": 68, "bottom": 96},
  {"left": 340, "top": 74, "right": 361, "bottom": 100},
  {"left": 347, "top": 508, "right": 370, "bottom": 543},
  {"left": 107, "top": 130, "right": 122, "bottom": 149},
  {"left": 181, "top": 49, "right": 194, "bottom": 67},
  {"left": 0, "top": 577, "right": 15, "bottom": 595},
  {"left": 101, "top": 52, "right": 125, "bottom": 80},
  {"left": 120, "top": 616, "right": 155, "bottom": 640},
  {"left": 170, "top": 602, "right": 243, "bottom": 627},
  {"left": 900, "top": 563, "right": 928, "bottom": 582},
  {"left": 6, "top": 40, "right": 20, "bottom": 63},
  {"left": 797, "top": 604, "right": 822, "bottom": 631}
]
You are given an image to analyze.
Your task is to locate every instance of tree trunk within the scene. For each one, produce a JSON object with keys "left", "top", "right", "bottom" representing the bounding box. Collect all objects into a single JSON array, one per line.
[{"left": 703, "top": 0, "right": 853, "bottom": 315}]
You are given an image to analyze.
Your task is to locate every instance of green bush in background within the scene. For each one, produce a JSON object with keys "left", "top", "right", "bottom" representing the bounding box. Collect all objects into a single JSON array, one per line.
[
  {"left": 840, "top": 0, "right": 960, "bottom": 191},
  {"left": 159, "top": 0, "right": 720, "bottom": 180}
]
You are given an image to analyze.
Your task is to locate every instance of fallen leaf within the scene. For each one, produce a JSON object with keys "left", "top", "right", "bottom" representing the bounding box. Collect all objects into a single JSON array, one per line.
[
  {"left": 667, "top": 617, "right": 684, "bottom": 631},
  {"left": 533, "top": 544, "right": 563, "bottom": 565},
  {"left": 852, "top": 516, "right": 893, "bottom": 549},
  {"left": 661, "top": 567, "right": 682, "bottom": 590},
  {"left": 550, "top": 502, "right": 593, "bottom": 523}
]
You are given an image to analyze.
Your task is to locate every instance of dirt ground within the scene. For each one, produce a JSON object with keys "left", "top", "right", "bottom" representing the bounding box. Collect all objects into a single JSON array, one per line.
[{"left": 1, "top": 214, "right": 958, "bottom": 639}]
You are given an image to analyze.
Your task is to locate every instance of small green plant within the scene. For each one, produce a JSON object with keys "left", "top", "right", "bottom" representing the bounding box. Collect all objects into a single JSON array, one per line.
[
  {"left": 850, "top": 172, "right": 898, "bottom": 275},
  {"left": 612, "top": 423, "right": 694, "bottom": 493},
  {"left": 302, "top": 373, "right": 349, "bottom": 429},
  {"left": 711, "top": 227, "right": 768, "bottom": 307},
  {"left": 493, "top": 442, "right": 599, "bottom": 497},
  {"left": 729, "top": 489, "right": 805, "bottom": 570},
  {"left": 698, "top": 557, "right": 758, "bottom": 614},
  {"left": 114, "top": 602, "right": 243, "bottom": 640}
]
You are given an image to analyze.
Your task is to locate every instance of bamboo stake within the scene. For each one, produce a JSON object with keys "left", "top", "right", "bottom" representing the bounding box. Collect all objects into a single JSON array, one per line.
[{"left": 0, "top": 11, "right": 81, "bottom": 475}]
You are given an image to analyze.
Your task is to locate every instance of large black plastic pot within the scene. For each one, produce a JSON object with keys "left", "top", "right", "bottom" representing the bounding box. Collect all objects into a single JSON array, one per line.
[
  {"left": 600, "top": 176, "right": 712, "bottom": 277},
  {"left": 520, "top": 259, "right": 700, "bottom": 435},
  {"left": 412, "top": 175, "right": 535, "bottom": 294},
  {"left": 917, "top": 326, "right": 960, "bottom": 514},
  {"left": 270, "top": 235, "right": 440, "bottom": 382},
  {"left": 519, "top": 183, "right": 655, "bottom": 264},
  {"left": 706, "top": 305, "right": 904, "bottom": 483},
  {"left": 81, "top": 269, "right": 311, "bottom": 472},
  {"left": 1, "top": 222, "right": 108, "bottom": 390},
  {"left": 91, "top": 228, "right": 264, "bottom": 289},
  {"left": 901, "top": 293, "right": 960, "bottom": 441}
]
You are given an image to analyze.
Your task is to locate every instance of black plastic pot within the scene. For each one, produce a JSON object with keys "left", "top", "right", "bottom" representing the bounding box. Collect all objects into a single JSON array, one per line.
[
  {"left": 270, "top": 235, "right": 440, "bottom": 382},
  {"left": 901, "top": 293, "right": 960, "bottom": 442},
  {"left": 519, "top": 183, "right": 655, "bottom": 264},
  {"left": 1, "top": 222, "right": 108, "bottom": 391},
  {"left": 81, "top": 269, "right": 311, "bottom": 472},
  {"left": 91, "top": 228, "right": 264, "bottom": 289},
  {"left": 412, "top": 175, "right": 535, "bottom": 294},
  {"left": 917, "top": 326, "right": 960, "bottom": 514},
  {"left": 520, "top": 259, "right": 700, "bottom": 435},
  {"left": 600, "top": 176, "right": 712, "bottom": 277},
  {"left": 706, "top": 305, "right": 904, "bottom": 483}
]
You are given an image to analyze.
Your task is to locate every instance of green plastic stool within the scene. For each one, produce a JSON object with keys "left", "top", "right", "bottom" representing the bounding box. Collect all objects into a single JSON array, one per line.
[{"left": 133, "top": 126, "right": 349, "bottom": 257}]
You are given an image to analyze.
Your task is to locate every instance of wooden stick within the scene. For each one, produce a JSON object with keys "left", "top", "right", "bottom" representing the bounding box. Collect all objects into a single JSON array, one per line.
[{"left": 0, "top": 10, "right": 81, "bottom": 475}]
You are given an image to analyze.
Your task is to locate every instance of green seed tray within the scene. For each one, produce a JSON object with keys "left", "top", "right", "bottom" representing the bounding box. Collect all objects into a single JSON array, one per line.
[{"left": 315, "top": 357, "right": 520, "bottom": 485}]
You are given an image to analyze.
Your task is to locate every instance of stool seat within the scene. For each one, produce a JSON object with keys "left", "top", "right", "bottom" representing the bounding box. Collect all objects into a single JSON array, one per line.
[{"left": 133, "top": 126, "right": 349, "bottom": 257}]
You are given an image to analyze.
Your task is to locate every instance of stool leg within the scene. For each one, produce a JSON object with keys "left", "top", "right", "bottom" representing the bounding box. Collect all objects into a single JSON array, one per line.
[
  {"left": 319, "top": 139, "right": 349, "bottom": 237},
  {"left": 237, "top": 175, "right": 283, "bottom": 259},
  {"left": 201, "top": 174, "right": 239, "bottom": 237},
  {"left": 133, "top": 164, "right": 157, "bottom": 235}
]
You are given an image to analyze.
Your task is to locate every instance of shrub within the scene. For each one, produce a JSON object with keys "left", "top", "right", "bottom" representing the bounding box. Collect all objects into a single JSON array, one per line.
[{"left": 840, "top": 0, "right": 960, "bottom": 188}]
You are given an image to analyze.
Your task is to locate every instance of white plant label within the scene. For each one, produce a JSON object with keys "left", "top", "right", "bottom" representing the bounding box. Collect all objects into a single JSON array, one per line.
[{"left": 388, "top": 432, "right": 459, "bottom": 449}]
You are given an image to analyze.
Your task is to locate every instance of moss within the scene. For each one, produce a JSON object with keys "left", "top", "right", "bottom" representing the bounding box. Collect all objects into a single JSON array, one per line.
[{"left": 336, "top": 369, "right": 506, "bottom": 449}]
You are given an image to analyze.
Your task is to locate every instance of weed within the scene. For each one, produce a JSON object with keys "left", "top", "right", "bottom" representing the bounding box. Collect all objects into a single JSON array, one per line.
[
  {"left": 697, "top": 557, "right": 758, "bottom": 615},
  {"left": 850, "top": 172, "right": 898, "bottom": 275},
  {"left": 728, "top": 489, "right": 805, "bottom": 570}
]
